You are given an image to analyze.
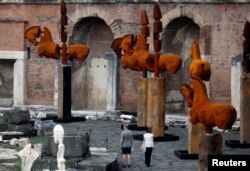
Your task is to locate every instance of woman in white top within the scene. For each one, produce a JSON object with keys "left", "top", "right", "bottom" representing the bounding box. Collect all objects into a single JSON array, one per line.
[{"left": 143, "top": 127, "right": 154, "bottom": 167}]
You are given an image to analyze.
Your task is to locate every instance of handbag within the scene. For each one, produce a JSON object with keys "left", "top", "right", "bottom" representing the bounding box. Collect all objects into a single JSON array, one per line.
[{"left": 140, "top": 141, "right": 146, "bottom": 152}]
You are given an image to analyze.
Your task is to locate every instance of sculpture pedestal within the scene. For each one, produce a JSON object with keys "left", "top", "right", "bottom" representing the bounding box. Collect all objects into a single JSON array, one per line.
[
  {"left": 58, "top": 64, "right": 71, "bottom": 120},
  {"left": 57, "top": 64, "right": 85, "bottom": 123},
  {"left": 225, "top": 74, "right": 250, "bottom": 148},
  {"left": 199, "top": 132, "right": 222, "bottom": 171},
  {"left": 174, "top": 122, "right": 204, "bottom": 160},
  {"left": 137, "top": 78, "right": 148, "bottom": 127},
  {"left": 147, "top": 78, "right": 165, "bottom": 137},
  {"left": 240, "top": 74, "right": 250, "bottom": 144}
]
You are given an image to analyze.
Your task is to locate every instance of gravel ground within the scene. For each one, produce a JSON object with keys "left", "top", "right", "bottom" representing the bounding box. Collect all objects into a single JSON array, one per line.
[{"left": 0, "top": 119, "right": 250, "bottom": 171}]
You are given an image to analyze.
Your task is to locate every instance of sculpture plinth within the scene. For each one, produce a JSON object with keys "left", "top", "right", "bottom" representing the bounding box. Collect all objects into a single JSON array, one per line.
[
  {"left": 188, "top": 122, "right": 204, "bottom": 155},
  {"left": 136, "top": 78, "right": 148, "bottom": 127},
  {"left": 240, "top": 74, "right": 250, "bottom": 144},
  {"left": 147, "top": 78, "right": 165, "bottom": 137},
  {"left": 112, "top": 4, "right": 180, "bottom": 142},
  {"left": 24, "top": 0, "right": 89, "bottom": 122},
  {"left": 58, "top": 65, "right": 71, "bottom": 121},
  {"left": 199, "top": 132, "right": 222, "bottom": 171},
  {"left": 225, "top": 74, "right": 250, "bottom": 148}
]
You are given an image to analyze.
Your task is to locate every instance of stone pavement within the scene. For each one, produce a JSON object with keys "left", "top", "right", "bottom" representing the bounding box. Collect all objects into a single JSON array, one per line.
[
  {"left": 1, "top": 119, "right": 250, "bottom": 171},
  {"left": 61, "top": 120, "right": 250, "bottom": 171}
]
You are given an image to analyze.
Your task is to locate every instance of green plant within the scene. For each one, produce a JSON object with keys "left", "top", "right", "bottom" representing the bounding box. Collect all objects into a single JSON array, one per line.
[
  {"left": 29, "top": 135, "right": 45, "bottom": 145},
  {"left": 12, "top": 155, "right": 21, "bottom": 171}
]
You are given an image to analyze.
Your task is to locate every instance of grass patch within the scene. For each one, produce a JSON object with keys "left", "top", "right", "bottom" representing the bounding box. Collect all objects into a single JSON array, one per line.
[
  {"left": 12, "top": 155, "right": 21, "bottom": 171},
  {"left": 29, "top": 135, "right": 45, "bottom": 145}
]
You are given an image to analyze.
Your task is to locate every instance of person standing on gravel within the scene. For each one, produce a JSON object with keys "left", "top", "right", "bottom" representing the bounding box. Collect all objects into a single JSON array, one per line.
[
  {"left": 120, "top": 123, "right": 133, "bottom": 168},
  {"left": 143, "top": 127, "right": 154, "bottom": 167}
]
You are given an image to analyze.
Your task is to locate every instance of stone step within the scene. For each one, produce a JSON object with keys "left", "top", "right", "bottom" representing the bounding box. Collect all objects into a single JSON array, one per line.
[
  {"left": 44, "top": 132, "right": 90, "bottom": 158},
  {"left": 0, "top": 131, "right": 24, "bottom": 140},
  {"left": 7, "top": 123, "right": 37, "bottom": 136}
]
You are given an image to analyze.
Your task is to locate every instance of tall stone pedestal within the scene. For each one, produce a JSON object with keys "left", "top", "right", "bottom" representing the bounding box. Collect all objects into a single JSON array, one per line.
[
  {"left": 174, "top": 120, "right": 204, "bottom": 159},
  {"left": 137, "top": 78, "right": 148, "bottom": 127},
  {"left": 199, "top": 132, "right": 222, "bottom": 171},
  {"left": 240, "top": 74, "right": 250, "bottom": 144},
  {"left": 188, "top": 122, "right": 204, "bottom": 154},
  {"left": 58, "top": 64, "right": 71, "bottom": 120},
  {"left": 147, "top": 78, "right": 165, "bottom": 137},
  {"left": 225, "top": 74, "right": 250, "bottom": 148}
]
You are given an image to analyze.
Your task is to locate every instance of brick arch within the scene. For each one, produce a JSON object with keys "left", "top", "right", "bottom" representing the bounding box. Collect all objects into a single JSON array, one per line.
[
  {"left": 161, "top": 6, "right": 205, "bottom": 29},
  {"left": 161, "top": 6, "right": 212, "bottom": 56},
  {"left": 67, "top": 7, "right": 123, "bottom": 39}
]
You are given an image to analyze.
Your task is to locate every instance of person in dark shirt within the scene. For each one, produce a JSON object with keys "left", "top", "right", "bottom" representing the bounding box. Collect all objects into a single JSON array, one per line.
[{"left": 120, "top": 123, "right": 133, "bottom": 168}]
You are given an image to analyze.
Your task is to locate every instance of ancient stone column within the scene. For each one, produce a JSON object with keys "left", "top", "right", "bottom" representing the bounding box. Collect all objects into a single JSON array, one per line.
[
  {"left": 231, "top": 56, "right": 242, "bottom": 119},
  {"left": 240, "top": 74, "right": 250, "bottom": 144},
  {"left": 147, "top": 77, "right": 165, "bottom": 137},
  {"left": 137, "top": 78, "right": 148, "bottom": 127},
  {"left": 199, "top": 132, "right": 222, "bottom": 171}
]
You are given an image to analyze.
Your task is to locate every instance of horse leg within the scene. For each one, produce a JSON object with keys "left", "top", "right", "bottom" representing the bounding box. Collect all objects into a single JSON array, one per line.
[{"left": 204, "top": 126, "right": 213, "bottom": 134}]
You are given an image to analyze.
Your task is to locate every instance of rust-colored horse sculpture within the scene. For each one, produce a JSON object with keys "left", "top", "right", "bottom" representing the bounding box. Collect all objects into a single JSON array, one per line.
[
  {"left": 110, "top": 37, "right": 122, "bottom": 59},
  {"left": 131, "top": 35, "right": 182, "bottom": 73},
  {"left": 131, "top": 34, "right": 154, "bottom": 71},
  {"left": 111, "top": 34, "right": 182, "bottom": 73},
  {"left": 68, "top": 44, "right": 89, "bottom": 61},
  {"left": 24, "top": 26, "right": 41, "bottom": 46},
  {"left": 180, "top": 83, "right": 194, "bottom": 108},
  {"left": 189, "top": 76, "right": 237, "bottom": 133},
  {"left": 111, "top": 34, "right": 141, "bottom": 71},
  {"left": 25, "top": 26, "right": 89, "bottom": 61},
  {"left": 37, "top": 27, "right": 60, "bottom": 59},
  {"left": 189, "top": 41, "right": 211, "bottom": 81}
]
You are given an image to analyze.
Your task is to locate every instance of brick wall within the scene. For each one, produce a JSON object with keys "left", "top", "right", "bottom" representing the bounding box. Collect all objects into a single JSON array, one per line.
[{"left": 0, "top": 2, "right": 248, "bottom": 110}]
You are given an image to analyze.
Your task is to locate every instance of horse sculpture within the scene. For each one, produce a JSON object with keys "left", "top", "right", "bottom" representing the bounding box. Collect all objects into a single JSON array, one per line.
[
  {"left": 111, "top": 34, "right": 141, "bottom": 71},
  {"left": 68, "top": 44, "right": 89, "bottom": 61},
  {"left": 111, "top": 34, "right": 182, "bottom": 73},
  {"left": 189, "top": 76, "right": 237, "bottom": 133},
  {"left": 189, "top": 41, "right": 211, "bottom": 81},
  {"left": 37, "top": 27, "right": 60, "bottom": 59},
  {"left": 24, "top": 26, "right": 41, "bottom": 46},
  {"left": 131, "top": 34, "right": 154, "bottom": 71},
  {"left": 180, "top": 83, "right": 194, "bottom": 108},
  {"left": 110, "top": 37, "right": 122, "bottom": 59}
]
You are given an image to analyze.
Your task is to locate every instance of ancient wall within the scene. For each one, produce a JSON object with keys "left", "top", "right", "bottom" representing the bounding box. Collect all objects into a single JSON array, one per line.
[
  {"left": 0, "top": 1, "right": 249, "bottom": 112},
  {"left": 0, "top": 4, "right": 59, "bottom": 105}
]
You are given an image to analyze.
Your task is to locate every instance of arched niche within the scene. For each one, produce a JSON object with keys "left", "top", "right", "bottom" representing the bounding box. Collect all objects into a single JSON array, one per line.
[
  {"left": 161, "top": 17, "right": 200, "bottom": 113},
  {"left": 69, "top": 17, "right": 119, "bottom": 110},
  {"left": 231, "top": 20, "right": 250, "bottom": 119}
]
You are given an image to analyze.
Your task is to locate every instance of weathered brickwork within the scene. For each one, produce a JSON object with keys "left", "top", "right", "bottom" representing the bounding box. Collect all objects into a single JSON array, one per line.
[
  {"left": 26, "top": 52, "right": 55, "bottom": 105},
  {"left": 0, "top": 2, "right": 249, "bottom": 111},
  {"left": 0, "top": 21, "right": 26, "bottom": 51}
]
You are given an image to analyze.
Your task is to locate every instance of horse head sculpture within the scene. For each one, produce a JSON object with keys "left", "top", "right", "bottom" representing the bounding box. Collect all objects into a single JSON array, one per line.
[
  {"left": 111, "top": 38, "right": 122, "bottom": 58},
  {"left": 189, "top": 76, "right": 237, "bottom": 133},
  {"left": 24, "top": 26, "right": 41, "bottom": 46},
  {"left": 111, "top": 34, "right": 141, "bottom": 71},
  {"left": 189, "top": 41, "right": 211, "bottom": 81},
  {"left": 180, "top": 83, "right": 194, "bottom": 108},
  {"left": 111, "top": 34, "right": 182, "bottom": 73},
  {"left": 131, "top": 34, "right": 154, "bottom": 71},
  {"left": 158, "top": 53, "right": 182, "bottom": 74},
  {"left": 37, "top": 27, "right": 60, "bottom": 59},
  {"left": 68, "top": 44, "right": 89, "bottom": 61}
]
